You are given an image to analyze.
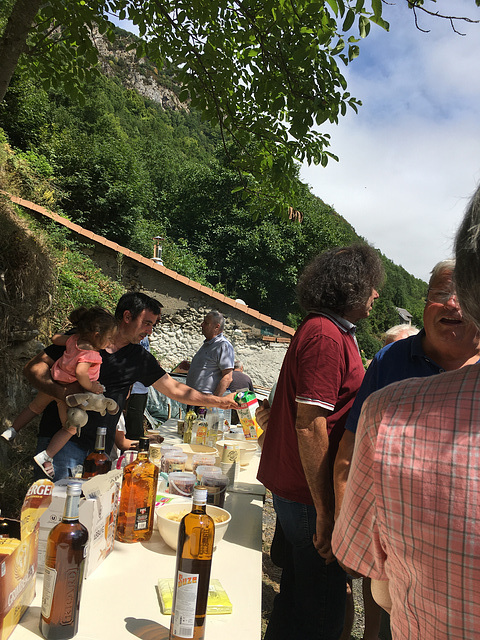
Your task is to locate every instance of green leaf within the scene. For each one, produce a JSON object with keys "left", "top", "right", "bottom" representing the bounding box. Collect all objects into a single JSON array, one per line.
[
  {"left": 370, "top": 15, "right": 390, "bottom": 30},
  {"left": 371, "top": 0, "right": 382, "bottom": 18},
  {"left": 326, "top": 0, "right": 339, "bottom": 16},
  {"left": 359, "top": 15, "right": 371, "bottom": 38},
  {"left": 343, "top": 9, "right": 355, "bottom": 32}
]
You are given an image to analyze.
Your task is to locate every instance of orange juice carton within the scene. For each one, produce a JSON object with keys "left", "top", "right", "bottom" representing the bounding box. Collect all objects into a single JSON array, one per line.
[{"left": 233, "top": 390, "right": 263, "bottom": 440}]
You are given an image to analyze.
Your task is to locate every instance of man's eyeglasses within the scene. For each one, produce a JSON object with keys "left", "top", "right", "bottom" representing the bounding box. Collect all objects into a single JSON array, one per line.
[{"left": 427, "top": 289, "right": 458, "bottom": 305}]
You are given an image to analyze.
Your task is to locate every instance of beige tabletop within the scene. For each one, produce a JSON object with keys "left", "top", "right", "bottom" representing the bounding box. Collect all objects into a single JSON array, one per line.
[{"left": 12, "top": 451, "right": 265, "bottom": 640}]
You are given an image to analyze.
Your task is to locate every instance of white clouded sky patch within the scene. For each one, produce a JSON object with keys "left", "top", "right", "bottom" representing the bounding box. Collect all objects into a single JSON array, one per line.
[{"left": 301, "top": 0, "right": 480, "bottom": 282}]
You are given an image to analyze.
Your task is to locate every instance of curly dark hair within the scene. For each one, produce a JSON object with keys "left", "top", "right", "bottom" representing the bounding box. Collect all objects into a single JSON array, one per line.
[{"left": 297, "top": 243, "right": 384, "bottom": 316}]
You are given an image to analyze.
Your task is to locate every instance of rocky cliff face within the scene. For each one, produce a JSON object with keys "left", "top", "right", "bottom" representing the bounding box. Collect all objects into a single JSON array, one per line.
[{"left": 93, "top": 28, "right": 188, "bottom": 112}]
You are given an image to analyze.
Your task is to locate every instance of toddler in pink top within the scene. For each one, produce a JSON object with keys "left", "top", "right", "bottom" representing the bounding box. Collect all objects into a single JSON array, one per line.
[{"left": 10, "top": 306, "right": 117, "bottom": 478}]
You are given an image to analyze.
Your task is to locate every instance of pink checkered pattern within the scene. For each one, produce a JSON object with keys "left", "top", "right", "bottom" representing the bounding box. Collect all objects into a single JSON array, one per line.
[{"left": 332, "top": 364, "right": 480, "bottom": 640}]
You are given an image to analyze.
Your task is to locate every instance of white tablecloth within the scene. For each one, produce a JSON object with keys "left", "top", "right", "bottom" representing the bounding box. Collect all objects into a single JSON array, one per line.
[{"left": 12, "top": 447, "right": 265, "bottom": 640}]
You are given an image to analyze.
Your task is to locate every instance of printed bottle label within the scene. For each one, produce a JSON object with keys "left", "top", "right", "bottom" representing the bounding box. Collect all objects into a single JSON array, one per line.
[
  {"left": 172, "top": 570, "right": 199, "bottom": 639},
  {"left": 134, "top": 506, "right": 150, "bottom": 531},
  {"left": 41, "top": 566, "right": 57, "bottom": 619}
]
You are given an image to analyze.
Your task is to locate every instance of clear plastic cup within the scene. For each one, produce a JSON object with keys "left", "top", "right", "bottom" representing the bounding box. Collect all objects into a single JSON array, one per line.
[{"left": 149, "top": 443, "right": 162, "bottom": 466}]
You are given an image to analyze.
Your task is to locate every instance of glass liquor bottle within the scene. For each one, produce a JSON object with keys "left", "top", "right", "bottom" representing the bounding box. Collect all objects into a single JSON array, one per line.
[
  {"left": 192, "top": 407, "right": 207, "bottom": 446},
  {"left": 116, "top": 437, "right": 159, "bottom": 543},
  {"left": 183, "top": 409, "right": 197, "bottom": 444},
  {"left": 82, "top": 427, "right": 111, "bottom": 478},
  {"left": 40, "top": 482, "right": 88, "bottom": 640},
  {"left": 205, "top": 407, "right": 220, "bottom": 448},
  {"left": 169, "top": 487, "right": 214, "bottom": 640}
]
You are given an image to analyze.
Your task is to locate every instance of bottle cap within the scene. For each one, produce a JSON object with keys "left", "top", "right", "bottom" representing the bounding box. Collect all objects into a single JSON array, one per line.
[
  {"left": 193, "top": 487, "right": 208, "bottom": 504},
  {"left": 97, "top": 427, "right": 107, "bottom": 435},
  {"left": 66, "top": 482, "right": 83, "bottom": 496},
  {"left": 138, "top": 437, "right": 150, "bottom": 452}
]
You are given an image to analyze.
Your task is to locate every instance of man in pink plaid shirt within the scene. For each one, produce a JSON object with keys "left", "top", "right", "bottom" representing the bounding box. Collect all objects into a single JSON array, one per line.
[{"left": 332, "top": 184, "right": 480, "bottom": 640}]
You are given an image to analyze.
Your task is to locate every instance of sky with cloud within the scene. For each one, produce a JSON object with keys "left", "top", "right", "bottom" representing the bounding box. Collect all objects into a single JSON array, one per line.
[{"left": 300, "top": 0, "right": 480, "bottom": 282}]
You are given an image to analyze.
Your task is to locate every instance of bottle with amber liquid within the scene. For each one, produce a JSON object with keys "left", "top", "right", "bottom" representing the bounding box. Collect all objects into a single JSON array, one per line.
[
  {"left": 192, "top": 407, "right": 207, "bottom": 446},
  {"left": 40, "top": 482, "right": 88, "bottom": 640},
  {"left": 183, "top": 409, "right": 197, "bottom": 444},
  {"left": 116, "top": 437, "right": 159, "bottom": 543},
  {"left": 169, "top": 487, "right": 214, "bottom": 640},
  {"left": 82, "top": 427, "right": 111, "bottom": 478}
]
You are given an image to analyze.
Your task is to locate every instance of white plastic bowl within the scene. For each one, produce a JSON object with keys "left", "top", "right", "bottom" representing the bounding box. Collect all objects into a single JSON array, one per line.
[
  {"left": 215, "top": 439, "right": 258, "bottom": 467},
  {"left": 175, "top": 443, "right": 217, "bottom": 471},
  {"left": 156, "top": 501, "right": 231, "bottom": 551}
]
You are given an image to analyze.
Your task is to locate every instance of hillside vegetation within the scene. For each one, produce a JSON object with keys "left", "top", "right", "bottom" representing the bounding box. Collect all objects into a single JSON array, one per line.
[{"left": 0, "top": 27, "right": 427, "bottom": 357}]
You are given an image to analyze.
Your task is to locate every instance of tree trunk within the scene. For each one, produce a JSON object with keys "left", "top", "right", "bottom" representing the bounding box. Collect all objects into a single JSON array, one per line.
[{"left": 0, "top": 0, "right": 44, "bottom": 102}]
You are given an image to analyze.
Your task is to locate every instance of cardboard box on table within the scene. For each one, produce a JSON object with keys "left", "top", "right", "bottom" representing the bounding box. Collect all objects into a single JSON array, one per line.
[
  {"left": 0, "top": 480, "right": 54, "bottom": 640},
  {"left": 37, "top": 468, "right": 122, "bottom": 579},
  {"left": 0, "top": 520, "right": 38, "bottom": 640}
]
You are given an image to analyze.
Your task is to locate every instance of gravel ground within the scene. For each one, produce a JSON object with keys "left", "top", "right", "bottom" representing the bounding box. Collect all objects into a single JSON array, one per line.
[{"left": 261, "top": 490, "right": 365, "bottom": 639}]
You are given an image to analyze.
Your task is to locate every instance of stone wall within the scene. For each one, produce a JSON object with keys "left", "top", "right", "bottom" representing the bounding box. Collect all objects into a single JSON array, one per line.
[
  {"left": 78, "top": 242, "right": 292, "bottom": 392},
  {"left": 149, "top": 305, "right": 288, "bottom": 391}
]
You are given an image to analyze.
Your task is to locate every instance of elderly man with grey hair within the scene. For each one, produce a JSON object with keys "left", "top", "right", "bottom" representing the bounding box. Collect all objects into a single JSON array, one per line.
[
  {"left": 333, "top": 185, "right": 480, "bottom": 640},
  {"left": 186, "top": 310, "right": 235, "bottom": 397},
  {"left": 381, "top": 323, "right": 419, "bottom": 346},
  {"left": 333, "top": 257, "right": 480, "bottom": 639}
]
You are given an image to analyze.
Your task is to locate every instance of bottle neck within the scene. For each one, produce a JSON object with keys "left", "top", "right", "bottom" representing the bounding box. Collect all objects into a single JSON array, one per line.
[
  {"left": 63, "top": 492, "right": 81, "bottom": 522},
  {"left": 192, "top": 488, "right": 208, "bottom": 512},
  {"left": 94, "top": 429, "right": 106, "bottom": 452},
  {"left": 137, "top": 437, "right": 150, "bottom": 458}
]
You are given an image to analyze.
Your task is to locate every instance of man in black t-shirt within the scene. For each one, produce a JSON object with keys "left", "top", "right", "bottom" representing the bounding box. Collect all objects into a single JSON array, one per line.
[{"left": 25, "top": 292, "right": 237, "bottom": 480}]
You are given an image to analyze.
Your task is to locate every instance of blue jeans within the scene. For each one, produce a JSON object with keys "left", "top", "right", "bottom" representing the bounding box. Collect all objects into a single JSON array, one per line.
[
  {"left": 264, "top": 494, "right": 346, "bottom": 640},
  {"left": 35, "top": 437, "right": 89, "bottom": 481}
]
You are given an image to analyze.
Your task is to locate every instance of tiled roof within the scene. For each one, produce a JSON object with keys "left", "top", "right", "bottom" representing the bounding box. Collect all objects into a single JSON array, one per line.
[{"left": 2, "top": 191, "right": 295, "bottom": 337}]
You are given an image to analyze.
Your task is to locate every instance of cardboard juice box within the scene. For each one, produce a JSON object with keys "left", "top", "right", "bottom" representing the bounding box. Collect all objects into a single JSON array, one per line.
[
  {"left": 0, "top": 479, "right": 53, "bottom": 640},
  {"left": 234, "top": 389, "right": 263, "bottom": 440}
]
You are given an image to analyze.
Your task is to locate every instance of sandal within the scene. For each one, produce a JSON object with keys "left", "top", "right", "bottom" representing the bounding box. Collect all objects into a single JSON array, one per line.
[{"left": 33, "top": 450, "right": 55, "bottom": 479}]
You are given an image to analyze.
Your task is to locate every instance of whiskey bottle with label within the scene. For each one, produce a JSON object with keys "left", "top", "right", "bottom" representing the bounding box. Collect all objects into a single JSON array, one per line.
[
  {"left": 116, "top": 437, "right": 159, "bottom": 543},
  {"left": 82, "top": 426, "right": 111, "bottom": 478},
  {"left": 40, "top": 482, "right": 88, "bottom": 640},
  {"left": 169, "top": 487, "right": 214, "bottom": 640}
]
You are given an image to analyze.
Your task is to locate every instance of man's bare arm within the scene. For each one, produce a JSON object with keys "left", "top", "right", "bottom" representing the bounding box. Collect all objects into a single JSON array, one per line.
[
  {"left": 213, "top": 369, "right": 233, "bottom": 397},
  {"left": 153, "top": 373, "right": 237, "bottom": 410},
  {"left": 295, "top": 402, "right": 335, "bottom": 562},
  {"left": 333, "top": 429, "right": 356, "bottom": 520},
  {"left": 23, "top": 352, "right": 82, "bottom": 401}
]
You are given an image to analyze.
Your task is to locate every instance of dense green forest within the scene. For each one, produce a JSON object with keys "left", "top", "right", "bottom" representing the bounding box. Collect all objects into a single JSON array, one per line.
[{"left": 0, "top": 27, "right": 427, "bottom": 357}]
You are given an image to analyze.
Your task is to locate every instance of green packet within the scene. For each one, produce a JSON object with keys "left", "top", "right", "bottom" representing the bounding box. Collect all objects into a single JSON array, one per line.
[{"left": 158, "top": 578, "right": 233, "bottom": 615}]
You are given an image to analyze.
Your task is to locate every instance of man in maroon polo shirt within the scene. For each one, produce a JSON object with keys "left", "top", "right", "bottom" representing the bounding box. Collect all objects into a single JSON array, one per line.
[{"left": 258, "top": 244, "right": 384, "bottom": 640}]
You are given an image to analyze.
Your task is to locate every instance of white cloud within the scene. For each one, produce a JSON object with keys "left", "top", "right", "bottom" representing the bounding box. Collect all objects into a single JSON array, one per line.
[{"left": 301, "top": 0, "right": 480, "bottom": 282}]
